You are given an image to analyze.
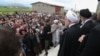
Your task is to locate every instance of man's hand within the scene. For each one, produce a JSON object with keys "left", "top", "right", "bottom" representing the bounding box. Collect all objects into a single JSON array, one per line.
[
  {"left": 78, "top": 35, "right": 86, "bottom": 43},
  {"left": 47, "top": 32, "right": 51, "bottom": 34}
]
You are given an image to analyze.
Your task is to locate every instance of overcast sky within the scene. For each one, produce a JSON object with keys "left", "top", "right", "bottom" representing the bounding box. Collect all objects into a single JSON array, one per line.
[{"left": 0, "top": 0, "right": 98, "bottom": 12}]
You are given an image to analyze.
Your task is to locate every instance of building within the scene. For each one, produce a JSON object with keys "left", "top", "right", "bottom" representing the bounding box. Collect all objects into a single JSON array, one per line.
[{"left": 31, "top": 1, "right": 65, "bottom": 14}]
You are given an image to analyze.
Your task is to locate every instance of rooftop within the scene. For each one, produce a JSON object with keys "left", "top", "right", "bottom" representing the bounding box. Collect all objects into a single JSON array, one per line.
[{"left": 31, "top": 1, "right": 64, "bottom": 8}]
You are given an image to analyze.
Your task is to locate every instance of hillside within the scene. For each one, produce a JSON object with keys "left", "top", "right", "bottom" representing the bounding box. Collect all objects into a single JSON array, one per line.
[{"left": 0, "top": 6, "right": 32, "bottom": 13}]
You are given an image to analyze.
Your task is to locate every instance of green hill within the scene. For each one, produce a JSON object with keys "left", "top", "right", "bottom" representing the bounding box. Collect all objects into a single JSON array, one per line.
[{"left": 0, "top": 6, "right": 32, "bottom": 13}]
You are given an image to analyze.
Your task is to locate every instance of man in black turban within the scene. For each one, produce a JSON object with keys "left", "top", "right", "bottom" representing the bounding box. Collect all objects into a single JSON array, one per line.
[
  {"left": 80, "top": 10, "right": 100, "bottom": 56},
  {"left": 78, "top": 9, "right": 95, "bottom": 55},
  {"left": 80, "top": 9, "right": 92, "bottom": 19}
]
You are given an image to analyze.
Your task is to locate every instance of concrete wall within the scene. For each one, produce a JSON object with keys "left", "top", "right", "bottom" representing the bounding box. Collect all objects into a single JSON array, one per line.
[
  {"left": 32, "top": 2, "right": 65, "bottom": 14},
  {"left": 32, "top": 3, "right": 55, "bottom": 14},
  {"left": 61, "top": 8, "right": 65, "bottom": 14}
]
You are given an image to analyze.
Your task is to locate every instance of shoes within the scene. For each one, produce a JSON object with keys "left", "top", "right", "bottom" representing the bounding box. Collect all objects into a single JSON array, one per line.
[{"left": 45, "top": 52, "right": 48, "bottom": 56}]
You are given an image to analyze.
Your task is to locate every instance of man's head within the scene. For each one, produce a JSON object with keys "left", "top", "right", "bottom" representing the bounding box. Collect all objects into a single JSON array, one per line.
[
  {"left": 80, "top": 9, "right": 92, "bottom": 21},
  {"left": 53, "top": 20, "right": 59, "bottom": 25},
  {"left": 91, "top": 13, "right": 97, "bottom": 23},
  {"left": 65, "top": 10, "right": 79, "bottom": 26},
  {"left": 0, "top": 27, "right": 21, "bottom": 56},
  {"left": 46, "top": 19, "right": 51, "bottom": 25},
  {"left": 20, "top": 29, "right": 27, "bottom": 35}
]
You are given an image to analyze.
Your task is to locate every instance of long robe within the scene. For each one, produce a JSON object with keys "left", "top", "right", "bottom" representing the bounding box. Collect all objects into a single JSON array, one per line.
[
  {"left": 51, "top": 24, "right": 60, "bottom": 46},
  {"left": 58, "top": 24, "right": 80, "bottom": 56},
  {"left": 80, "top": 23, "right": 100, "bottom": 56},
  {"left": 80, "top": 20, "right": 95, "bottom": 35},
  {"left": 59, "top": 26, "right": 68, "bottom": 48},
  {"left": 78, "top": 20, "right": 95, "bottom": 54}
]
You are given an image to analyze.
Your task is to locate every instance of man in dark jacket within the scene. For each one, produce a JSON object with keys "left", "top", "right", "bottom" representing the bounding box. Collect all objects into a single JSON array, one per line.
[
  {"left": 21, "top": 29, "right": 35, "bottom": 56},
  {"left": 43, "top": 19, "right": 52, "bottom": 56}
]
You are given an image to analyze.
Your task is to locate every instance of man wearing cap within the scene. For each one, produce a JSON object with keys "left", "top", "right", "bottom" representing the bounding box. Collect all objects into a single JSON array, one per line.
[
  {"left": 78, "top": 9, "right": 95, "bottom": 54},
  {"left": 58, "top": 10, "right": 80, "bottom": 56},
  {"left": 51, "top": 20, "right": 60, "bottom": 47}
]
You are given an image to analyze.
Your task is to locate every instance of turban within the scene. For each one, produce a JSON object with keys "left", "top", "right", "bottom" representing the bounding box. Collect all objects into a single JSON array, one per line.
[
  {"left": 53, "top": 20, "right": 59, "bottom": 23},
  {"left": 80, "top": 9, "right": 92, "bottom": 18},
  {"left": 66, "top": 10, "right": 79, "bottom": 23}
]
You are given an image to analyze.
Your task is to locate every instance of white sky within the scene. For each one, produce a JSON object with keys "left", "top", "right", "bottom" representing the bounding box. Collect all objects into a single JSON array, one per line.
[{"left": 0, "top": 0, "right": 98, "bottom": 12}]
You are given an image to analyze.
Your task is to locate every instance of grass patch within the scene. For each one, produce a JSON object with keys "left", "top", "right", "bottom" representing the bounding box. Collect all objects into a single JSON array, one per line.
[{"left": 0, "top": 6, "right": 32, "bottom": 13}]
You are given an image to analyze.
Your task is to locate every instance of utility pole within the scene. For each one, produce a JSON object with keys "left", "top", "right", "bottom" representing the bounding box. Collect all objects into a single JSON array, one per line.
[{"left": 74, "top": 0, "right": 77, "bottom": 12}]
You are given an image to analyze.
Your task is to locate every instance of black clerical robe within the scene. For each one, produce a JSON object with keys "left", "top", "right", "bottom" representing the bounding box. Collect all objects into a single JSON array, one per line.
[
  {"left": 80, "top": 24, "right": 100, "bottom": 56},
  {"left": 58, "top": 24, "right": 80, "bottom": 56},
  {"left": 80, "top": 20, "right": 95, "bottom": 35},
  {"left": 79, "top": 20, "right": 95, "bottom": 53}
]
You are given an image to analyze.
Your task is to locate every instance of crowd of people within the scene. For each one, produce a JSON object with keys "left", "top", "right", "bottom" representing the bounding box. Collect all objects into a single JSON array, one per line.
[
  {"left": 0, "top": 8, "right": 100, "bottom": 56},
  {"left": 0, "top": 11, "right": 66, "bottom": 56}
]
